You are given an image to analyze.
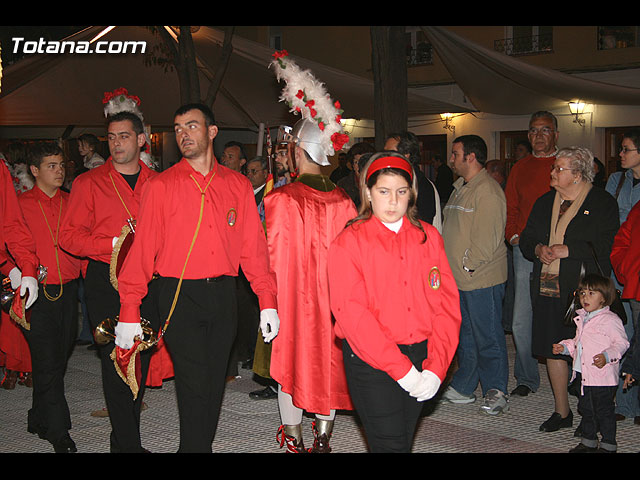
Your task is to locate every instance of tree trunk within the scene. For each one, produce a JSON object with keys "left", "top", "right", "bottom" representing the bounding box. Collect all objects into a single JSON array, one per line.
[
  {"left": 370, "top": 26, "right": 408, "bottom": 150},
  {"left": 204, "top": 26, "right": 235, "bottom": 108},
  {"left": 178, "top": 26, "right": 201, "bottom": 104}
]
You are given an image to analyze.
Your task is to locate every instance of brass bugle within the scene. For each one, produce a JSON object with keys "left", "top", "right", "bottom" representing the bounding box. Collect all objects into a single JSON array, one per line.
[
  {"left": 1, "top": 265, "right": 48, "bottom": 309},
  {"left": 94, "top": 316, "right": 159, "bottom": 351}
]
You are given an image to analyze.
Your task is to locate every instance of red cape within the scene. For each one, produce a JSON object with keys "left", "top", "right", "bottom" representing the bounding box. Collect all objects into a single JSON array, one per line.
[{"left": 266, "top": 180, "right": 357, "bottom": 414}]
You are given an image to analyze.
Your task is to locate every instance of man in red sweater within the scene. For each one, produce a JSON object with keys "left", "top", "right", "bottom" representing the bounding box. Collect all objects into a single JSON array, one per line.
[{"left": 504, "top": 111, "right": 559, "bottom": 398}]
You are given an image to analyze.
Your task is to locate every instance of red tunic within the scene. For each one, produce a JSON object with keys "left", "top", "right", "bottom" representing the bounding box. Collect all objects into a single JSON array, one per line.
[
  {"left": 328, "top": 216, "right": 461, "bottom": 382},
  {"left": 0, "top": 162, "right": 37, "bottom": 373},
  {"left": 59, "top": 158, "right": 157, "bottom": 266},
  {"left": 18, "top": 187, "right": 84, "bottom": 285},
  {"left": 118, "top": 158, "right": 276, "bottom": 323},
  {"left": 1, "top": 162, "right": 38, "bottom": 277},
  {"left": 266, "top": 179, "right": 357, "bottom": 414},
  {"left": 57, "top": 158, "right": 172, "bottom": 383}
]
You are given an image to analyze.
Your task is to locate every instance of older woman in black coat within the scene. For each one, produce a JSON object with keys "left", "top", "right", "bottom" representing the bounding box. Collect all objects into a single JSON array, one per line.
[{"left": 520, "top": 146, "right": 619, "bottom": 433}]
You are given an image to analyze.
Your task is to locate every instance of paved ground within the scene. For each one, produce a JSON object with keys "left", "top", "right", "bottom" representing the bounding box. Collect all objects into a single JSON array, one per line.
[{"left": 2, "top": 334, "right": 640, "bottom": 454}]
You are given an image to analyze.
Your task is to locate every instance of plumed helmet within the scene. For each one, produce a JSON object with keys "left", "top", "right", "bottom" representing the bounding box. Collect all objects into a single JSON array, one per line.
[{"left": 291, "top": 118, "right": 330, "bottom": 166}]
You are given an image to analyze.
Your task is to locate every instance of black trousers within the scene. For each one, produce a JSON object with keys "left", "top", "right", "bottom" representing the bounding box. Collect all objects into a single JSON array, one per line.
[
  {"left": 23, "top": 280, "right": 78, "bottom": 443},
  {"left": 83, "top": 260, "right": 158, "bottom": 453},
  {"left": 157, "top": 275, "right": 237, "bottom": 453},
  {"left": 343, "top": 339, "right": 428, "bottom": 453}
]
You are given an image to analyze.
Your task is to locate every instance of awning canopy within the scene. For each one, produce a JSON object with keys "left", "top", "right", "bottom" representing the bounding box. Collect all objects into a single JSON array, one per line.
[
  {"left": 0, "top": 26, "right": 466, "bottom": 132},
  {"left": 421, "top": 26, "right": 640, "bottom": 115}
]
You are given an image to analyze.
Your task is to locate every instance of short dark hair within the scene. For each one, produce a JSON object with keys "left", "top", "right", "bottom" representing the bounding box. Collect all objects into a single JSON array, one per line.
[
  {"left": 386, "top": 131, "right": 421, "bottom": 166},
  {"left": 453, "top": 135, "right": 487, "bottom": 165},
  {"left": 623, "top": 128, "right": 640, "bottom": 150},
  {"left": 174, "top": 103, "right": 216, "bottom": 127},
  {"left": 515, "top": 139, "right": 532, "bottom": 153},
  {"left": 346, "top": 142, "right": 376, "bottom": 165},
  {"left": 106, "top": 111, "right": 144, "bottom": 136},
  {"left": 78, "top": 133, "right": 101, "bottom": 151},
  {"left": 578, "top": 273, "right": 617, "bottom": 307},
  {"left": 28, "top": 142, "right": 64, "bottom": 169},
  {"left": 247, "top": 156, "right": 268, "bottom": 171},
  {"left": 224, "top": 141, "right": 248, "bottom": 160}
]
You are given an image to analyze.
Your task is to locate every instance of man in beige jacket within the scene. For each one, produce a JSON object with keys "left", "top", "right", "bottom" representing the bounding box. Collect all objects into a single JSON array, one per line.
[{"left": 440, "top": 135, "right": 509, "bottom": 416}]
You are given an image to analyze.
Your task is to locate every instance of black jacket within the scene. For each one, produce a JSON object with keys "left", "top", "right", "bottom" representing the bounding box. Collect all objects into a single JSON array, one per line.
[{"left": 519, "top": 186, "right": 619, "bottom": 304}]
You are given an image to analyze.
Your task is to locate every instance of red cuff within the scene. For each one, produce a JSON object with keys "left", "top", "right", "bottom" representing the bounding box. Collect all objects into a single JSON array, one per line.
[
  {"left": 258, "top": 294, "right": 277, "bottom": 311},
  {"left": 119, "top": 303, "right": 141, "bottom": 324},
  {"left": 20, "top": 262, "right": 38, "bottom": 279}
]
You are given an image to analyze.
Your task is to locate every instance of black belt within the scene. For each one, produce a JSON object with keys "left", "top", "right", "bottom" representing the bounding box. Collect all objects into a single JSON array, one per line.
[{"left": 159, "top": 275, "right": 230, "bottom": 284}]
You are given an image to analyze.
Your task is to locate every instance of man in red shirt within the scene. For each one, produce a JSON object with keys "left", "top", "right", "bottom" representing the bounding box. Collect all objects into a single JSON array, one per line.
[
  {"left": 18, "top": 142, "right": 84, "bottom": 453},
  {"left": 1, "top": 161, "right": 39, "bottom": 308},
  {"left": 504, "top": 111, "right": 559, "bottom": 398},
  {"left": 116, "top": 103, "right": 279, "bottom": 452},
  {"left": 1, "top": 160, "right": 39, "bottom": 390},
  {"left": 59, "top": 111, "right": 158, "bottom": 453}
]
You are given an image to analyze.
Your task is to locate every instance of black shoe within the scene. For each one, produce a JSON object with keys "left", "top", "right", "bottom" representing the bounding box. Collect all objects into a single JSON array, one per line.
[
  {"left": 240, "top": 358, "right": 253, "bottom": 370},
  {"left": 573, "top": 424, "right": 583, "bottom": 437},
  {"left": 569, "top": 442, "right": 597, "bottom": 453},
  {"left": 249, "top": 386, "right": 277, "bottom": 400},
  {"left": 52, "top": 434, "right": 77, "bottom": 453},
  {"left": 510, "top": 385, "right": 532, "bottom": 397},
  {"left": 539, "top": 411, "right": 573, "bottom": 432},
  {"left": 596, "top": 447, "right": 616, "bottom": 453}
]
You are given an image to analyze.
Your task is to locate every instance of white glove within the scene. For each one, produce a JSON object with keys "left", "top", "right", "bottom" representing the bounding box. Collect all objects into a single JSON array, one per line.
[
  {"left": 397, "top": 366, "right": 423, "bottom": 393},
  {"left": 414, "top": 370, "right": 441, "bottom": 402},
  {"left": 112, "top": 237, "right": 119, "bottom": 248},
  {"left": 397, "top": 366, "right": 442, "bottom": 402},
  {"left": 9, "top": 267, "right": 21, "bottom": 289},
  {"left": 260, "top": 308, "right": 280, "bottom": 343},
  {"left": 114, "top": 321, "right": 143, "bottom": 350},
  {"left": 20, "top": 276, "right": 38, "bottom": 309}
]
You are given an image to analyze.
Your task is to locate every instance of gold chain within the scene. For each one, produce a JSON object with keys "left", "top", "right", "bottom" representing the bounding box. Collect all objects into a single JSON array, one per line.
[{"left": 37, "top": 196, "right": 63, "bottom": 301}]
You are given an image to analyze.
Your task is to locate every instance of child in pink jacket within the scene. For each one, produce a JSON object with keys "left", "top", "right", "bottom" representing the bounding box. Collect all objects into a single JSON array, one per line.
[{"left": 553, "top": 273, "right": 629, "bottom": 453}]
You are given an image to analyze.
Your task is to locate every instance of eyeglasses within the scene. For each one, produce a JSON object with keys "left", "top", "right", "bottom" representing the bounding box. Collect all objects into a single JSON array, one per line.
[
  {"left": 529, "top": 127, "right": 555, "bottom": 136},
  {"left": 551, "top": 165, "right": 572, "bottom": 173},
  {"left": 620, "top": 147, "right": 639, "bottom": 154}
]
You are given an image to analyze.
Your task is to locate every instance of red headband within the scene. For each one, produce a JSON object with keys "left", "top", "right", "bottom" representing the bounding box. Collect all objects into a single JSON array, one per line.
[{"left": 366, "top": 156, "right": 413, "bottom": 181}]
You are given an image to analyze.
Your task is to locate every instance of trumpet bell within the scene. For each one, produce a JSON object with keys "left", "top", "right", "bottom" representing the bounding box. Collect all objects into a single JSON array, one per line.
[{"left": 94, "top": 316, "right": 159, "bottom": 350}]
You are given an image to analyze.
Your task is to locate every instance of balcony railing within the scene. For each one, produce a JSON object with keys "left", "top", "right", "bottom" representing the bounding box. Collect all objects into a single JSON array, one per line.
[{"left": 494, "top": 33, "right": 554, "bottom": 56}]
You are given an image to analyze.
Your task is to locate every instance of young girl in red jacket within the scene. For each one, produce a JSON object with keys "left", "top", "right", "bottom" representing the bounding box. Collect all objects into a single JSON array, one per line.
[
  {"left": 553, "top": 273, "right": 629, "bottom": 453},
  {"left": 328, "top": 151, "right": 461, "bottom": 453}
]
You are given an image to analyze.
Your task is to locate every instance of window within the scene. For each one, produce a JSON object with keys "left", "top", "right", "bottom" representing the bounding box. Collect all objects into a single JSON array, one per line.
[
  {"left": 495, "top": 26, "right": 553, "bottom": 56},
  {"left": 598, "top": 26, "right": 639, "bottom": 49},
  {"left": 269, "top": 26, "right": 282, "bottom": 51},
  {"left": 405, "top": 27, "right": 433, "bottom": 66}
]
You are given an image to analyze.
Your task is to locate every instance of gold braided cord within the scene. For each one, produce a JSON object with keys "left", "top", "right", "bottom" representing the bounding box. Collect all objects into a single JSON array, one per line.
[
  {"left": 37, "top": 197, "right": 63, "bottom": 301},
  {"left": 109, "top": 172, "right": 134, "bottom": 220},
  {"left": 161, "top": 171, "right": 216, "bottom": 335}
]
